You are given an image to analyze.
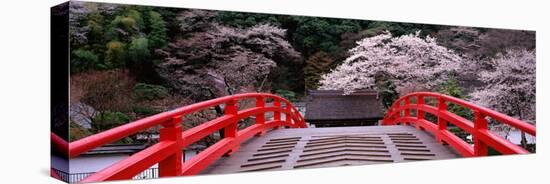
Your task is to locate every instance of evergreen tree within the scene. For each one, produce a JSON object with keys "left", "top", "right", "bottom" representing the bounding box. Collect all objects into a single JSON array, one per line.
[
  {"left": 147, "top": 11, "right": 168, "bottom": 50},
  {"left": 104, "top": 40, "right": 126, "bottom": 68},
  {"left": 128, "top": 37, "right": 150, "bottom": 64},
  {"left": 304, "top": 52, "right": 334, "bottom": 89}
]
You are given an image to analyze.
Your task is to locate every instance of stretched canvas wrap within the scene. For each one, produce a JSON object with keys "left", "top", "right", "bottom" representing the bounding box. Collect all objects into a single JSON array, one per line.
[{"left": 51, "top": 1, "right": 536, "bottom": 183}]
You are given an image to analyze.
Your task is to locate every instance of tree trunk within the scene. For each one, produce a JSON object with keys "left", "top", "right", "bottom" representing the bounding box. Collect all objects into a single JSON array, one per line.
[
  {"left": 520, "top": 131, "right": 528, "bottom": 150},
  {"left": 515, "top": 102, "right": 528, "bottom": 149}
]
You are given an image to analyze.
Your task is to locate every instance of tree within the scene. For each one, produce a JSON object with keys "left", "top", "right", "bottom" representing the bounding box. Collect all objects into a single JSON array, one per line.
[
  {"left": 71, "top": 49, "right": 99, "bottom": 73},
  {"left": 435, "top": 27, "right": 536, "bottom": 60},
  {"left": 104, "top": 40, "right": 126, "bottom": 68},
  {"left": 147, "top": 11, "right": 168, "bottom": 50},
  {"left": 157, "top": 11, "right": 301, "bottom": 101},
  {"left": 304, "top": 51, "right": 334, "bottom": 89},
  {"left": 291, "top": 17, "right": 362, "bottom": 57},
  {"left": 319, "top": 31, "right": 463, "bottom": 95},
  {"left": 215, "top": 11, "right": 281, "bottom": 28},
  {"left": 436, "top": 77, "right": 473, "bottom": 143},
  {"left": 470, "top": 49, "right": 536, "bottom": 148},
  {"left": 128, "top": 37, "right": 150, "bottom": 64},
  {"left": 374, "top": 71, "right": 398, "bottom": 109}
]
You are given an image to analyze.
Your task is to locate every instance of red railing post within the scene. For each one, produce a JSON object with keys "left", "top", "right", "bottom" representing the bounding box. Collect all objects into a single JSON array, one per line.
[
  {"left": 404, "top": 97, "right": 411, "bottom": 125},
  {"left": 437, "top": 97, "right": 447, "bottom": 144},
  {"left": 474, "top": 110, "right": 489, "bottom": 156},
  {"left": 295, "top": 110, "right": 301, "bottom": 128},
  {"left": 158, "top": 116, "right": 183, "bottom": 177},
  {"left": 62, "top": 93, "right": 309, "bottom": 182},
  {"left": 274, "top": 99, "right": 281, "bottom": 128},
  {"left": 224, "top": 99, "right": 239, "bottom": 154},
  {"left": 416, "top": 95, "right": 425, "bottom": 129},
  {"left": 285, "top": 102, "right": 292, "bottom": 127},
  {"left": 381, "top": 92, "right": 535, "bottom": 158},
  {"left": 256, "top": 96, "right": 266, "bottom": 135},
  {"left": 383, "top": 108, "right": 391, "bottom": 125},
  {"left": 393, "top": 101, "right": 401, "bottom": 125}
]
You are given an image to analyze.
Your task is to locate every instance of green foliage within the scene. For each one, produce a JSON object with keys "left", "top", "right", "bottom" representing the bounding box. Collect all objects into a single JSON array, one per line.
[
  {"left": 275, "top": 89, "right": 297, "bottom": 102},
  {"left": 365, "top": 22, "right": 442, "bottom": 37},
  {"left": 71, "top": 49, "right": 99, "bottom": 73},
  {"left": 371, "top": 71, "right": 399, "bottom": 110},
  {"left": 215, "top": 12, "right": 281, "bottom": 28},
  {"left": 292, "top": 17, "right": 361, "bottom": 56},
  {"left": 71, "top": 6, "right": 170, "bottom": 79},
  {"left": 147, "top": 11, "right": 168, "bottom": 49},
  {"left": 104, "top": 40, "right": 126, "bottom": 68},
  {"left": 132, "top": 106, "right": 159, "bottom": 116},
  {"left": 91, "top": 111, "right": 130, "bottom": 132},
  {"left": 126, "top": 9, "right": 145, "bottom": 30},
  {"left": 69, "top": 121, "right": 92, "bottom": 141},
  {"left": 215, "top": 13, "right": 362, "bottom": 58},
  {"left": 448, "top": 126, "right": 471, "bottom": 144},
  {"left": 437, "top": 77, "right": 473, "bottom": 143},
  {"left": 133, "top": 83, "right": 169, "bottom": 101},
  {"left": 106, "top": 16, "right": 131, "bottom": 41},
  {"left": 128, "top": 37, "right": 151, "bottom": 64},
  {"left": 86, "top": 12, "right": 105, "bottom": 44},
  {"left": 437, "top": 77, "right": 473, "bottom": 120}
]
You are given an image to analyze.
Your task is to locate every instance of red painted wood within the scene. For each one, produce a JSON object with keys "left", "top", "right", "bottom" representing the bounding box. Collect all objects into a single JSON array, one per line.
[
  {"left": 81, "top": 141, "right": 179, "bottom": 182},
  {"left": 382, "top": 92, "right": 536, "bottom": 157},
  {"left": 51, "top": 132, "right": 68, "bottom": 157},
  {"left": 50, "top": 91, "right": 536, "bottom": 182},
  {"left": 56, "top": 93, "right": 305, "bottom": 182},
  {"left": 159, "top": 116, "right": 183, "bottom": 177}
]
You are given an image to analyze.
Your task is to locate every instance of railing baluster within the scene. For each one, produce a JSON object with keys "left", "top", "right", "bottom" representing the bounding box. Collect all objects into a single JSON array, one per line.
[
  {"left": 256, "top": 96, "right": 266, "bottom": 135},
  {"left": 159, "top": 116, "right": 183, "bottom": 177},
  {"left": 382, "top": 108, "right": 391, "bottom": 125},
  {"left": 58, "top": 93, "right": 307, "bottom": 182},
  {"left": 394, "top": 101, "right": 401, "bottom": 125},
  {"left": 404, "top": 97, "right": 411, "bottom": 125},
  {"left": 474, "top": 110, "right": 489, "bottom": 156},
  {"left": 274, "top": 98, "right": 281, "bottom": 128},
  {"left": 382, "top": 92, "right": 535, "bottom": 157},
  {"left": 417, "top": 95, "right": 425, "bottom": 129},
  {"left": 437, "top": 97, "right": 447, "bottom": 144},
  {"left": 224, "top": 99, "right": 239, "bottom": 154},
  {"left": 285, "top": 102, "right": 292, "bottom": 128}
]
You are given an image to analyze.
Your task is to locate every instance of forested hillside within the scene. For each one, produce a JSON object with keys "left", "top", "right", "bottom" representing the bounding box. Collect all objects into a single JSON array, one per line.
[{"left": 67, "top": 2, "right": 535, "bottom": 144}]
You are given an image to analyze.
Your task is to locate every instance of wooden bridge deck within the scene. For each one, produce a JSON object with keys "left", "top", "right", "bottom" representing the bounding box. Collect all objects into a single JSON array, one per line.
[{"left": 201, "top": 125, "right": 460, "bottom": 174}]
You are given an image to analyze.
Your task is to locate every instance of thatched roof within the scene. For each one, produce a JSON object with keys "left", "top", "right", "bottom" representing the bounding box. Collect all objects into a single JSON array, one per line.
[{"left": 305, "top": 90, "right": 384, "bottom": 122}]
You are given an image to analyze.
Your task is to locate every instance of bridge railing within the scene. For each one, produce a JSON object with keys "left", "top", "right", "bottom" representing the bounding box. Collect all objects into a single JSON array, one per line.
[
  {"left": 382, "top": 92, "right": 536, "bottom": 157},
  {"left": 52, "top": 93, "right": 306, "bottom": 183}
]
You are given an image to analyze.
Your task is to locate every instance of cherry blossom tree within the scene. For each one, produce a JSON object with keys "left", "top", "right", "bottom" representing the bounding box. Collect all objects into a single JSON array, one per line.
[
  {"left": 319, "top": 31, "right": 463, "bottom": 95},
  {"left": 470, "top": 49, "right": 536, "bottom": 148},
  {"left": 157, "top": 10, "right": 301, "bottom": 101}
]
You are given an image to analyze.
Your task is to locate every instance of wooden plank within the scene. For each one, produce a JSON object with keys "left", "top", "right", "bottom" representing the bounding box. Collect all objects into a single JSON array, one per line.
[{"left": 200, "top": 125, "right": 460, "bottom": 174}]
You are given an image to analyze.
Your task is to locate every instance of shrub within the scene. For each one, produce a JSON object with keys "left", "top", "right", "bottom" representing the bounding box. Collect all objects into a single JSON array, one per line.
[
  {"left": 147, "top": 11, "right": 168, "bottom": 49},
  {"left": 133, "top": 83, "right": 169, "bottom": 101},
  {"left": 128, "top": 37, "right": 150, "bottom": 65},
  {"left": 71, "top": 49, "right": 99, "bottom": 73},
  {"left": 91, "top": 111, "right": 130, "bottom": 132},
  {"left": 104, "top": 40, "right": 126, "bottom": 68},
  {"left": 80, "top": 69, "right": 135, "bottom": 113},
  {"left": 437, "top": 77, "right": 473, "bottom": 120},
  {"left": 132, "top": 106, "right": 159, "bottom": 116},
  {"left": 69, "top": 121, "right": 92, "bottom": 141},
  {"left": 275, "top": 89, "right": 297, "bottom": 102}
]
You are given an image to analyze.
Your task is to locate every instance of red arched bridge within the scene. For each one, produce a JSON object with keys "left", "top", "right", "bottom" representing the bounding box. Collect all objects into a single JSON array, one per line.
[{"left": 51, "top": 92, "right": 536, "bottom": 183}]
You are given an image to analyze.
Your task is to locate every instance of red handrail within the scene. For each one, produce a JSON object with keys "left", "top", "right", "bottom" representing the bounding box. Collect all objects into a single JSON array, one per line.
[
  {"left": 382, "top": 92, "right": 536, "bottom": 157},
  {"left": 53, "top": 93, "right": 306, "bottom": 183}
]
